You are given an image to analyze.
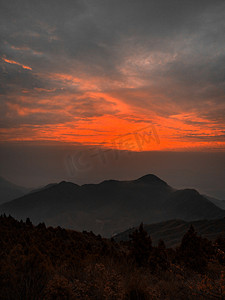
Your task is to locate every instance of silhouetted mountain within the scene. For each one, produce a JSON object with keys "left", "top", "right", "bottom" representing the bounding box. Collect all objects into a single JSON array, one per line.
[
  {"left": 0, "top": 174, "right": 224, "bottom": 236},
  {"left": 0, "top": 176, "right": 30, "bottom": 204},
  {"left": 135, "top": 174, "right": 168, "bottom": 185},
  {"left": 115, "top": 217, "right": 225, "bottom": 247}
]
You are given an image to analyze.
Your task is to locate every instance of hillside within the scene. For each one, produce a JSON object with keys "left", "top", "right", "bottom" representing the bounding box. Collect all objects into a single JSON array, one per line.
[
  {"left": 115, "top": 218, "right": 225, "bottom": 247},
  {"left": 0, "top": 215, "right": 225, "bottom": 299},
  {"left": 0, "top": 174, "right": 224, "bottom": 237}
]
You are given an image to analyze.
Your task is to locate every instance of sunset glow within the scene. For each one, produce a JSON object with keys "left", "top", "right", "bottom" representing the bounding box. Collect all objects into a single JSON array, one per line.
[
  {"left": 1, "top": 0, "right": 225, "bottom": 152},
  {"left": 1, "top": 68, "right": 225, "bottom": 151}
]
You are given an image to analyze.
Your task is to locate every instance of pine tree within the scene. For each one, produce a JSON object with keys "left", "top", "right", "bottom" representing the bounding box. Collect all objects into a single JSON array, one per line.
[
  {"left": 177, "top": 225, "right": 208, "bottom": 273},
  {"left": 129, "top": 223, "right": 152, "bottom": 266},
  {"left": 26, "top": 217, "right": 32, "bottom": 226}
]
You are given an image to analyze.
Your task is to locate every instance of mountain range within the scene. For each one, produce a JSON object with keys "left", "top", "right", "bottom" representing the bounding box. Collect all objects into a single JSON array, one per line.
[{"left": 0, "top": 174, "right": 225, "bottom": 237}]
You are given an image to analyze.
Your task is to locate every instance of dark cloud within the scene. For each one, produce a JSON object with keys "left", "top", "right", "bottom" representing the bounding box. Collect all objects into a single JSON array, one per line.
[
  {"left": 1, "top": 0, "right": 225, "bottom": 74},
  {"left": 182, "top": 134, "right": 225, "bottom": 142}
]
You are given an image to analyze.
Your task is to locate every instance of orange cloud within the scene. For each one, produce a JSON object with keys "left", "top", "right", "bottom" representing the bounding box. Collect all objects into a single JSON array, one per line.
[
  {"left": 7, "top": 103, "right": 45, "bottom": 116},
  {"left": 1, "top": 57, "right": 32, "bottom": 70},
  {"left": 1, "top": 70, "right": 225, "bottom": 151},
  {"left": 2, "top": 104, "right": 225, "bottom": 151}
]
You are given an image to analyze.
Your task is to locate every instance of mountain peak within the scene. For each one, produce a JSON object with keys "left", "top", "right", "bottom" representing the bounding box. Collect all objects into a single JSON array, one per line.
[
  {"left": 58, "top": 181, "right": 79, "bottom": 188},
  {"left": 135, "top": 174, "right": 167, "bottom": 185},
  {"left": 100, "top": 179, "right": 119, "bottom": 185}
]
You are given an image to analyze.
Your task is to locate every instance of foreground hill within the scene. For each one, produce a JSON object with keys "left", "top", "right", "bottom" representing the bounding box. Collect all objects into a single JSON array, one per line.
[
  {"left": 115, "top": 218, "right": 225, "bottom": 247},
  {"left": 0, "top": 215, "right": 225, "bottom": 299},
  {"left": 0, "top": 174, "right": 224, "bottom": 237},
  {"left": 0, "top": 176, "right": 30, "bottom": 204}
]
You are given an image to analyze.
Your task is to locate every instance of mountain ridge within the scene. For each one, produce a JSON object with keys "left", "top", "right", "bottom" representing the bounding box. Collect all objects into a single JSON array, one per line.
[{"left": 0, "top": 174, "right": 224, "bottom": 237}]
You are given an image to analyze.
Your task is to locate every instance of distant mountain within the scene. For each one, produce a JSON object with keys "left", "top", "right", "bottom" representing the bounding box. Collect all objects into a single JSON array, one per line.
[
  {"left": 28, "top": 183, "right": 57, "bottom": 195},
  {"left": 114, "top": 218, "right": 225, "bottom": 248},
  {"left": 0, "top": 174, "right": 224, "bottom": 237},
  {"left": 0, "top": 176, "right": 30, "bottom": 204},
  {"left": 204, "top": 195, "right": 225, "bottom": 210}
]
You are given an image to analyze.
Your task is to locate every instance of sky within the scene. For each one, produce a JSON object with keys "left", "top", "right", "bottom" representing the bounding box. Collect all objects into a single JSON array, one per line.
[
  {"left": 0, "top": 0, "right": 225, "bottom": 196},
  {"left": 0, "top": 143, "right": 225, "bottom": 199}
]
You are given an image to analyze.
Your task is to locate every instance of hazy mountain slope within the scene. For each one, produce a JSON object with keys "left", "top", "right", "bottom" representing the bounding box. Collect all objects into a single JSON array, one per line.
[
  {"left": 0, "top": 174, "right": 224, "bottom": 237},
  {"left": 0, "top": 176, "right": 30, "bottom": 204},
  {"left": 28, "top": 183, "right": 58, "bottom": 195},
  {"left": 115, "top": 218, "right": 225, "bottom": 247},
  {"left": 205, "top": 195, "right": 225, "bottom": 210},
  {"left": 0, "top": 181, "right": 79, "bottom": 222},
  {"left": 163, "top": 189, "right": 224, "bottom": 220}
]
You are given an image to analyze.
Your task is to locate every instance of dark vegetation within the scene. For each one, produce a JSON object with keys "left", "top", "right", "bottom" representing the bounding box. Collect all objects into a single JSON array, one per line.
[
  {"left": 115, "top": 218, "right": 225, "bottom": 248},
  {"left": 0, "top": 215, "right": 225, "bottom": 299}
]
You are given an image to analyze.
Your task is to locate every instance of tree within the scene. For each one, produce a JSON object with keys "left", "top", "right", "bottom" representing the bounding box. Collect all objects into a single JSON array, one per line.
[
  {"left": 177, "top": 225, "right": 208, "bottom": 273},
  {"left": 129, "top": 223, "right": 152, "bottom": 267},
  {"left": 26, "top": 217, "right": 32, "bottom": 226}
]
